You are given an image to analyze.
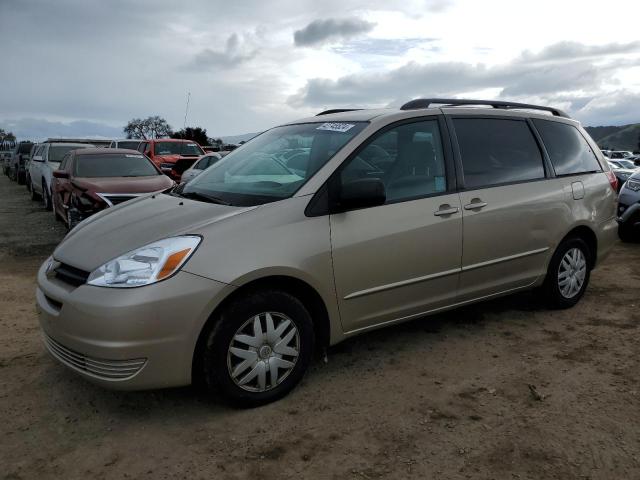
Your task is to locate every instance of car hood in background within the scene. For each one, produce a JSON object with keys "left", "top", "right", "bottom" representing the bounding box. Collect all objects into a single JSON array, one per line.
[
  {"left": 154, "top": 154, "right": 199, "bottom": 164},
  {"left": 53, "top": 193, "right": 256, "bottom": 272},
  {"left": 73, "top": 175, "right": 174, "bottom": 193}
]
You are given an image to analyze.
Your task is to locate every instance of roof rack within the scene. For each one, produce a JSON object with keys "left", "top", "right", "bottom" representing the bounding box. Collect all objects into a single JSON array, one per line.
[
  {"left": 316, "top": 108, "right": 362, "bottom": 116},
  {"left": 400, "top": 98, "right": 569, "bottom": 118}
]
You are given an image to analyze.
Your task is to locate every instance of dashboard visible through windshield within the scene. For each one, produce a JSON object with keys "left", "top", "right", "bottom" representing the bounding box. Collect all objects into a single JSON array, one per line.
[{"left": 175, "top": 121, "right": 367, "bottom": 206}]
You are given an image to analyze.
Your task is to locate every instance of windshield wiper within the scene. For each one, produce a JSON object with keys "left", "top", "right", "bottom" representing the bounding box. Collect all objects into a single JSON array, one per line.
[{"left": 178, "top": 191, "right": 231, "bottom": 206}]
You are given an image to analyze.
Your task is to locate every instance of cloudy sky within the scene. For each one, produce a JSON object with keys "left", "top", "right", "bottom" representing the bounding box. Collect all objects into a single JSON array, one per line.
[{"left": 1, "top": 0, "right": 640, "bottom": 141}]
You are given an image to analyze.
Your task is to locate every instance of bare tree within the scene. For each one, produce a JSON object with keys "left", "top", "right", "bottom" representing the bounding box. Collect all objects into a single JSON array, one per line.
[{"left": 124, "top": 116, "right": 173, "bottom": 139}]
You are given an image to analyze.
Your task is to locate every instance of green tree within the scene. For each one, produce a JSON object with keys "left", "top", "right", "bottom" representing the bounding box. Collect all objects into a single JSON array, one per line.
[
  {"left": 124, "top": 116, "right": 173, "bottom": 139},
  {"left": 172, "top": 126, "right": 209, "bottom": 146}
]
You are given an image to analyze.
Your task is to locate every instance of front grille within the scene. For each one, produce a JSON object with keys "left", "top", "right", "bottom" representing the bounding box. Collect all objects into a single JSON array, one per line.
[
  {"left": 44, "top": 334, "right": 146, "bottom": 380},
  {"left": 54, "top": 263, "right": 90, "bottom": 287}
]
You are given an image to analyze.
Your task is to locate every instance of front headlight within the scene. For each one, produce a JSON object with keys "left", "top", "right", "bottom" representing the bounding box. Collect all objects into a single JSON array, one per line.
[
  {"left": 626, "top": 179, "right": 640, "bottom": 192},
  {"left": 87, "top": 236, "right": 201, "bottom": 288}
]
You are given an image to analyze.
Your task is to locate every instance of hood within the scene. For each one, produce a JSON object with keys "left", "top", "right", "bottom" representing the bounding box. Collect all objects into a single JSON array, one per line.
[
  {"left": 73, "top": 175, "right": 174, "bottom": 193},
  {"left": 155, "top": 154, "right": 199, "bottom": 164},
  {"left": 53, "top": 193, "right": 256, "bottom": 272}
]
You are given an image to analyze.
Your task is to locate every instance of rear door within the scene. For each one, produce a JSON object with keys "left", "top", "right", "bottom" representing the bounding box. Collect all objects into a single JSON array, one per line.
[
  {"left": 448, "top": 116, "right": 567, "bottom": 301},
  {"left": 329, "top": 117, "right": 463, "bottom": 333},
  {"left": 31, "top": 145, "right": 47, "bottom": 193}
]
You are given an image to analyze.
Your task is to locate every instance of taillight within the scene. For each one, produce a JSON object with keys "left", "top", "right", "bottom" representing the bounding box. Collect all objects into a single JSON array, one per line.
[{"left": 605, "top": 171, "right": 618, "bottom": 192}]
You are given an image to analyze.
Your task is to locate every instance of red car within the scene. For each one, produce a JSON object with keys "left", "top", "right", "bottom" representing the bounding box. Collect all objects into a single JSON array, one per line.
[
  {"left": 51, "top": 148, "right": 174, "bottom": 229},
  {"left": 137, "top": 139, "right": 205, "bottom": 181}
]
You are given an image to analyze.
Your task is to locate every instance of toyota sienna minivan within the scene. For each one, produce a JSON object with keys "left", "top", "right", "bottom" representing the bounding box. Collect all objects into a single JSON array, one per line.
[{"left": 37, "top": 99, "right": 618, "bottom": 406}]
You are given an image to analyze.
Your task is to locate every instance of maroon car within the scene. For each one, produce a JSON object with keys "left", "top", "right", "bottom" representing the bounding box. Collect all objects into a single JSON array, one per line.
[{"left": 51, "top": 148, "right": 174, "bottom": 229}]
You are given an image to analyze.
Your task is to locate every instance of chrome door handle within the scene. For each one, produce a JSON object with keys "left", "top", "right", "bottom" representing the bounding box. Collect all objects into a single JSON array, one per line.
[
  {"left": 464, "top": 201, "right": 488, "bottom": 210},
  {"left": 434, "top": 206, "right": 459, "bottom": 216}
]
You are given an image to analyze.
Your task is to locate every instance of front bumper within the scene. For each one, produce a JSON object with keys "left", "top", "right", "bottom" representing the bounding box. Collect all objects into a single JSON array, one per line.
[{"left": 36, "top": 259, "right": 235, "bottom": 390}]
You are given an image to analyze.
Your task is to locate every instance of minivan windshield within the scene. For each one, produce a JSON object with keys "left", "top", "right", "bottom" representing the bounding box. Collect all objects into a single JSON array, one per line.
[{"left": 179, "top": 121, "right": 367, "bottom": 206}]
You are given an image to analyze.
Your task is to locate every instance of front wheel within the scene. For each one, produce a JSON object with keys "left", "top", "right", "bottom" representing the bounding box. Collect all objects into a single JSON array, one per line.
[
  {"left": 42, "top": 182, "right": 52, "bottom": 211},
  {"left": 201, "top": 289, "right": 315, "bottom": 407},
  {"left": 539, "top": 237, "right": 591, "bottom": 309}
]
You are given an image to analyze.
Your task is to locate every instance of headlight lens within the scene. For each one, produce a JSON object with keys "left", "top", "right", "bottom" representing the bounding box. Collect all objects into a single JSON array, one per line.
[
  {"left": 87, "top": 236, "right": 201, "bottom": 288},
  {"left": 626, "top": 179, "right": 640, "bottom": 192}
]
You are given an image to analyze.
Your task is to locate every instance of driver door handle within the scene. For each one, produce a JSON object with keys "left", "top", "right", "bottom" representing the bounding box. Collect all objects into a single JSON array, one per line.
[{"left": 434, "top": 205, "right": 460, "bottom": 216}]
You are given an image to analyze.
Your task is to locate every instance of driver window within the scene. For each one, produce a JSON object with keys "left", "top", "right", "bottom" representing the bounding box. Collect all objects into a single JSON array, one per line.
[{"left": 340, "top": 120, "right": 447, "bottom": 203}]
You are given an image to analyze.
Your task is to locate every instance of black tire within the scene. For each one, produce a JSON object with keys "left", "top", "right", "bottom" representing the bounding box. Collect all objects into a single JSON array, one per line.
[
  {"left": 201, "top": 289, "right": 314, "bottom": 407},
  {"left": 30, "top": 180, "right": 40, "bottom": 201},
  {"left": 25, "top": 174, "right": 31, "bottom": 192},
  {"left": 17, "top": 171, "right": 25, "bottom": 185},
  {"left": 42, "top": 182, "right": 52, "bottom": 211},
  {"left": 618, "top": 223, "right": 637, "bottom": 243},
  {"left": 540, "top": 237, "right": 592, "bottom": 309}
]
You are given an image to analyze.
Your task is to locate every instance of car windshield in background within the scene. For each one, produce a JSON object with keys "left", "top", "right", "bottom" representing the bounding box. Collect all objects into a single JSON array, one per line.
[
  {"left": 617, "top": 159, "right": 636, "bottom": 169},
  {"left": 49, "top": 145, "right": 91, "bottom": 162},
  {"left": 154, "top": 142, "right": 204, "bottom": 156},
  {"left": 118, "top": 141, "right": 141, "bottom": 150},
  {"left": 181, "top": 121, "right": 367, "bottom": 206},
  {"left": 74, "top": 153, "right": 160, "bottom": 177},
  {"left": 18, "top": 143, "right": 33, "bottom": 153}
]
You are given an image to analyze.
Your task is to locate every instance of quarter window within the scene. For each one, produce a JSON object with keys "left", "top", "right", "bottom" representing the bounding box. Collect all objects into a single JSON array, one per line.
[
  {"left": 532, "top": 119, "right": 601, "bottom": 175},
  {"left": 339, "top": 120, "right": 447, "bottom": 203},
  {"left": 454, "top": 118, "right": 545, "bottom": 189}
]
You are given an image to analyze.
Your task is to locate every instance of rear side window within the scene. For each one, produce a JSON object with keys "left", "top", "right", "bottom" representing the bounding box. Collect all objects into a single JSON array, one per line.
[
  {"left": 454, "top": 118, "right": 545, "bottom": 189},
  {"left": 532, "top": 119, "right": 601, "bottom": 175}
]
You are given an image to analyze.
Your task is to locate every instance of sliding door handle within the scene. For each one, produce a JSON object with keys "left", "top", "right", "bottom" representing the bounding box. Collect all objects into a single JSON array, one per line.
[
  {"left": 463, "top": 200, "right": 488, "bottom": 210},
  {"left": 434, "top": 206, "right": 460, "bottom": 216}
]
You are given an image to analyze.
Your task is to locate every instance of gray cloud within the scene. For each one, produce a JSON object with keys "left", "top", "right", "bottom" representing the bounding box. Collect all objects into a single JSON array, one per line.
[
  {"left": 191, "top": 33, "right": 258, "bottom": 69},
  {"left": 289, "top": 41, "right": 640, "bottom": 125},
  {"left": 294, "top": 17, "right": 375, "bottom": 47}
]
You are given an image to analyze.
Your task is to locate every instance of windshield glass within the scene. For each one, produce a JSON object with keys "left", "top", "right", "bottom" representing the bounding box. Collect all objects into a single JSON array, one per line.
[
  {"left": 154, "top": 141, "right": 204, "bottom": 156},
  {"left": 49, "top": 145, "right": 91, "bottom": 163},
  {"left": 617, "top": 159, "right": 636, "bottom": 169},
  {"left": 118, "top": 141, "right": 141, "bottom": 150},
  {"left": 74, "top": 153, "right": 160, "bottom": 177},
  {"left": 181, "top": 122, "right": 367, "bottom": 206}
]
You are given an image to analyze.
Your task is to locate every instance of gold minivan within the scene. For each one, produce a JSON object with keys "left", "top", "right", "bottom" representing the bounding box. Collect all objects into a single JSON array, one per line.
[{"left": 37, "top": 99, "right": 618, "bottom": 406}]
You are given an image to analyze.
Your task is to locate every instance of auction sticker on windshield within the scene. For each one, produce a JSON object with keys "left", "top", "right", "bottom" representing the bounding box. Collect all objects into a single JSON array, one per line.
[{"left": 316, "top": 123, "right": 356, "bottom": 133}]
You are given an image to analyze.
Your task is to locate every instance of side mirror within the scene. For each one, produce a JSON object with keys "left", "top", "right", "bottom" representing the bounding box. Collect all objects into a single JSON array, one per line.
[
  {"left": 53, "top": 170, "right": 69, "bottom": 179},
  {"left": 334, "top": 178, "right": 386, "bottom": 212}
]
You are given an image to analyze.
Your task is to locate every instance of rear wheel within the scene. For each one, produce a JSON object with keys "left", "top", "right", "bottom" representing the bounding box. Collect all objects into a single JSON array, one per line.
[
  {"left": 540, "top": 237, "right": 591, "bottom": 309},
  {"left": 201, "top": 289, "right": 314, "bottom": 407},
  {"left": 618, "top": 223, "right": 638, "bottom": 242}
]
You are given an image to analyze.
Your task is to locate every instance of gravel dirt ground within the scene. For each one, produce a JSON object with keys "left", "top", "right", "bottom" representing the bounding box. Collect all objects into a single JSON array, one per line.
[{"left": 1, "top": 173, "right": 639, "bottom": 480}]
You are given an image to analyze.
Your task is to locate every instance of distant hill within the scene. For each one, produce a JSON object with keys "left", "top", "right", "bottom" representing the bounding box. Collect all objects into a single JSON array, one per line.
[{"left": 585, "top": 124, "right": 640, "bottom": 152}]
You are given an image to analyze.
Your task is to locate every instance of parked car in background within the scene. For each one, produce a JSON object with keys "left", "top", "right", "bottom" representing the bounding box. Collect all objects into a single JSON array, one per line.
[
  {"left": 607, "top": 161, "right": 635, "bottom": 192},
  {"left": 601, "top": 150, "right": 611, "bottom": 158},
  {"left": 8, "top": 141, "right": 34, "bottom": 184},
  {"left": 46, "top": 137, "right": 112, "bottom": 148},
  {"left": 609, "top": 159, "right": 639, "bottom": 170},
  {"left": 109, "top": 139, "right": 143, "bottom": 150},
  {"left": 29, "top": 142, "right": 94, "bottom": 209},
  {"left": 617, "top": 170, "right": 640, "bottom": 241},
  {"left": 180, "top": 152, "right": 222, "bottom": 183},
  {"left": 609, "top": 151, "right": 634, "bottom": 159},
  {"left": 36, "top": 98, "right": 617, "bottom": 406},
  {"left": 51, "top": 148, "right": 174, "bottom": 229},
  {"left": 137, "top": 138, "right": 205, "bottom": 181},
  {"left": 1, "top": 146, "right": 14, "bottom": 175},
  {"left": 25, "top": 143, "right": 39, "bottom": 192}
]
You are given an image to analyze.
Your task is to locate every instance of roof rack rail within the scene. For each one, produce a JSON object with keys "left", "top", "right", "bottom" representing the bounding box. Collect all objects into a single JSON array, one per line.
[
  {"left": 400, "top": 98, "right": 569, "bottom": 118},
  {"left": 316, "top": 108, "right": 362, "bottom": 116}
]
